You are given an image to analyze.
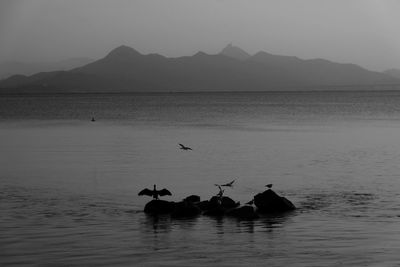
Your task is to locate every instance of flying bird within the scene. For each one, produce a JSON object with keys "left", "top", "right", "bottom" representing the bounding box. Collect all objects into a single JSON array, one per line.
[
  {"left": 138, "top": 184, "right": 172, "bottom": 200},
  {"left": 179, "top": 143, "right": 192, "bottom": 150},
  {"left": 266, "top": 184, "right": 273, "bottom": 189},
  {"left": 221, "top": 180, "right": 235, "bottom": 187}
]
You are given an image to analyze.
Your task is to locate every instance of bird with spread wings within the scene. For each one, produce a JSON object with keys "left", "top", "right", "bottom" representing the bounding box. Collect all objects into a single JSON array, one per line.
[
  {"left": 138, "top": 184, "right": 172, "bottom": 200},
  {"left": 179, "top": 143, "right": 192, "bottom": 150},
  {"left": 221, "top": 179, "right": 235, "bottom": 187}
]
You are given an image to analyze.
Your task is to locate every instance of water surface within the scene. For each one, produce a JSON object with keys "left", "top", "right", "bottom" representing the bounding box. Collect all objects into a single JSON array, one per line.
[{"left": 1, "top": 91, "right": 400, "bottom": 266}]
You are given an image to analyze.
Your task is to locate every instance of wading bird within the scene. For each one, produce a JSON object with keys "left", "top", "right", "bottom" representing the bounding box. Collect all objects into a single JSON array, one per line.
[
  {"left": 138, "top": 185, "right": 172, "bottom": 200},
  {"left": 179, "top": 143, "right": 192, "bottom": 150}
]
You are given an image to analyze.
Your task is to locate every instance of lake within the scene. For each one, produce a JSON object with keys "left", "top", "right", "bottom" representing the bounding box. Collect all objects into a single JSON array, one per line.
[{"left": 1, "top": 91, "right": 400, "bottom": 266}]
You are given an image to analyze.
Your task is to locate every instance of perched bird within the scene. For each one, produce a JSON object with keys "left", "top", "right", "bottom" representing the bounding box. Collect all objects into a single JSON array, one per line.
[
  {"left": 221, "top": 180, "right": 235, "bottom": 187},
  {"left": 179, "top": 143, "right": 192, "bottom": 150},
  {"left": 266, "top": 184, "right": 273, "bottom": 189},
  {"left": 138, "top": 184, "right": 172, "bottom": 200}
]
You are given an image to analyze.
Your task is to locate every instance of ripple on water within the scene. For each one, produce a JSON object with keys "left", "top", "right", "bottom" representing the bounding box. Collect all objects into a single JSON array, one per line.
[{"left": 1, "top": 182, "right": 400, "bottom": 266}]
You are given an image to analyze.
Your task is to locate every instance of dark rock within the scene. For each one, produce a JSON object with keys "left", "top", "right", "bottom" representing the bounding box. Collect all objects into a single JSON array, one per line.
[
  {"left": 227, "top": 205, "right": 259, "bottom": 220},
  {"left": 184, "top": 195, "right": 201, "bottom": 203},
  {"left": 208, "top": 196, "right": 221, "bottom": 209},
  {"left": 203, "top": 205, "right": 226, "bottom": 217},
  {"left": 202, "top": 196, "right": 240, "bottom": 216},
  {"left": 197, "top": 200, "right": 211, "bottom": 211},
  {"left": 144, "top": 200, "right": 175, "bottom": 214},
  {"left": 209, "top": 196, "right": 240, "bottom": 209},
  {"left": 197, "top": 199, "right": 221, "bottom": 214},
  {"left": 171, "top": 201, "right": 201, "bottom": 218},
  {"left": 254, "top": 189, "right": 296, "bottom": 213}
]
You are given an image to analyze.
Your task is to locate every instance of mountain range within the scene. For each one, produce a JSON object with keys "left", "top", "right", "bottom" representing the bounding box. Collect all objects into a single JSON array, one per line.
[
  {"left": 0, "top": 44, "right": 399, "bottom": 93},
  {"left": 0, "top": 58, "right": 94, "bottom": 80},
  {"left": 383, "top": 69, "right": 400, "bottom": 80}
]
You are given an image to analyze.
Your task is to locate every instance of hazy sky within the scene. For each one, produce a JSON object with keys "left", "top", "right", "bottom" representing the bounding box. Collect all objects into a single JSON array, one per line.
[{"left": 1, "top": 0, "right": 400, "bottom": 71}]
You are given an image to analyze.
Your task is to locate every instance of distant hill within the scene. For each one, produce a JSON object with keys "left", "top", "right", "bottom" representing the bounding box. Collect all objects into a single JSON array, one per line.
[
  {"left": 220, "top": 44, "right": 251, "bottom": 61},
  {"left": 0, "top": 57, "right": 94, "bottom": 79},
  {"left": 248, "top": 51, "right": 391, "bottom": 86},
  {"left": 384, "top": 69, "right": 400, "bottom": 79},
  {"left": 0, "top": 45, "right": 398, "bottom": 93}
]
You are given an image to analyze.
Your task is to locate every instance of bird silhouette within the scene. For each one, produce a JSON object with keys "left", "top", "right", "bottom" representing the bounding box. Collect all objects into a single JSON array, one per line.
[
  {"left": 179, "top": 143, "right": 192, "bottom": 150},
  {"left": 266, "top": 184, "right": 273, "bottom": 189},
  {"left": 214, "top": 184, "right": 224, "bottom": 198},
  {"left": 138, "top": 184, "right": 172, "bottom": 200},
  {"left": 221, "top": 180, "right": 235, "bottom": 187}
]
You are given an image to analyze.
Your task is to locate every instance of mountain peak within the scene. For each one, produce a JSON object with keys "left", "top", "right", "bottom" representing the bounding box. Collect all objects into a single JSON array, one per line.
[
  {"left": 193, "top": 51, "right": 209, "bottom": 57},
  {"left": 220, "top": 43, "right": 251, "bottom": 61},
  {"left": 105, "top": 45, "right": 142, "bottom": 60}
]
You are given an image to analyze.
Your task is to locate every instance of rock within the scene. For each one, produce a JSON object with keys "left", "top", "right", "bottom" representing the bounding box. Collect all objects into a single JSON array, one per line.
[
  {"left": 209, "top": 196, "right": 240, "bottom": 209},
  {"left": 221, "top": 196, "right": 240, "bottom": 209},
  {"left": 253, "top": 189, "right": 296, "bottom": 213},
  {"left": 144, "top": 200, "right": 175, "bottom": 214},
  {"left": 197, "top": 200, "right": 212, "bottom": 211},
  {"left": 197, "top": 197, "right": 220, "bottom": 212},
  {"left": 202, "top": 196, "right": 240, "bottom": 216},
  {"left": 208, "top": 196, "right": 221, "bottom": 209},
  {"left": 203, "top": 205, "right": 226, "bottom": 216},
  {"left": 171, "top": 201, "right": 201, "bottom": 218},
  {"left": 227, "top": 205, "right": 259, "bottom": 220},
  {"left": 197, "top": 198, "right": 222, "bottom": 215},
  {"left": 184, "top": 195, "right": 201, "bottom": 203}
]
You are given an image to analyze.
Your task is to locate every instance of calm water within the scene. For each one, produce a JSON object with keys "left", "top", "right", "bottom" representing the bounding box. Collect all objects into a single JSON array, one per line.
[{"left": 1, "top": 91, "right": 400, "bottom": 266}]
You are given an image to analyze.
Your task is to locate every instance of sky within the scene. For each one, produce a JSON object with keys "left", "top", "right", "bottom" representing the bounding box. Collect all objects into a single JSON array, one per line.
[{"left": 0, "top": 0, "right": 400, "bottom": 71}]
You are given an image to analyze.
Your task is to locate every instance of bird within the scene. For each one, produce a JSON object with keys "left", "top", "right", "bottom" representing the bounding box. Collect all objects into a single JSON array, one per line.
[
  {"left": 179, "top": 143, "right": 192, "bottom": 150},
  {"left": 221, "top": 180, "right": 235, "bottom": 187},
  {"left": 266, "top": 184, "right": 273, "bottom": 189},
  {"left": 214, "top": 184, "right": 224, "bottom": 198},
  {"left": 138, "top": 184, "right": 172, "bottom": 200},
  {"left": 91, "top": 117, "right": 96, "bottom": 122}
]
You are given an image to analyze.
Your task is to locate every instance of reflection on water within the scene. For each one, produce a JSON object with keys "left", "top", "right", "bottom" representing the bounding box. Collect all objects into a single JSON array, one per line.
[
  {"left": 138, "top": 211, "right": 295, "bottom": 238},
  {"left": 2, "top": 92, "right": 400, "bottom": 266}
]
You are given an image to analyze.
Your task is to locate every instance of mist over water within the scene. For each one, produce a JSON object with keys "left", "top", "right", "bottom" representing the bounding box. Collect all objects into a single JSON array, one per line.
[{"left": 1, "top": 91, "right": 400, "bottom": 266}]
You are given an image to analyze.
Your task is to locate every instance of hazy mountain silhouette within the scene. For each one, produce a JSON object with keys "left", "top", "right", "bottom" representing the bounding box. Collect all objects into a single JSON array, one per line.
[
  {"left": 0, "top": 45, "right": 398, "bottom": 93},
  {"left": 0, "top": 57, "right": 94, "bottom": 80},
  {"left": 384, "top": 69, "right": 400, "bottom": 79},
  {"left": 220, "top": 44, "right": 251, "bottom": 60},
  {"left": 248, "top": 51, "right": 391, "bottom": 86}
]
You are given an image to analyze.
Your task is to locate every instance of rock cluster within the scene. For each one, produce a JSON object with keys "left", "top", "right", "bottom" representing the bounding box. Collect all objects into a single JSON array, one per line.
[{"left": 142, "top": 189, "right": 295, "bottom": 220}]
